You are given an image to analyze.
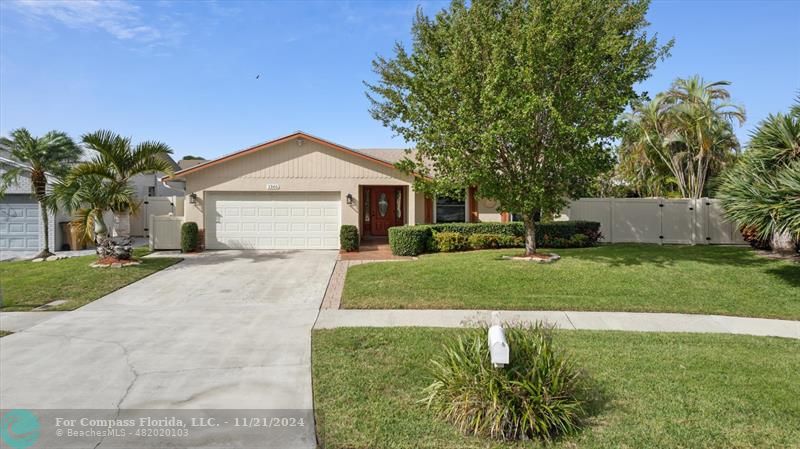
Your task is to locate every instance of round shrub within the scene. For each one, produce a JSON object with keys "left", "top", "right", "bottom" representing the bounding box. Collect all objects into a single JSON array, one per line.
[
  {"left": 434, "top": 232, "right": 468, "bottom": 252},
  {"left": 423, "top": 324, "right": 588, "bottom": 442},
  {"left": 389, "top": 226, "right": 432, "bottom": 256},
  {"left": 180, "top": 222, "right": 199, "bottom": 253},
  {"left": 340, "top": 225, "right": 359, "bottom": 252}
]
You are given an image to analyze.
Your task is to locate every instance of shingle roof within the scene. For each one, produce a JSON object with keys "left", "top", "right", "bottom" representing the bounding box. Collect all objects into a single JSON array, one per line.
[{"left": 353, "top": 148, "right": 416, "bottom": 165}]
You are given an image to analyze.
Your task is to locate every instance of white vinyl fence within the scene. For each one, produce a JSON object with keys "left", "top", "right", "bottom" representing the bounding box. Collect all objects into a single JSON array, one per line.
[
  {"left": 564, "top": 198, "right": 746, "bottom": 245},
  {"left": 149, "top": 215, "right": 184, "bottom": 250},
  {"left": 130, "top": 196, "right": 184, "bottom": 237}
]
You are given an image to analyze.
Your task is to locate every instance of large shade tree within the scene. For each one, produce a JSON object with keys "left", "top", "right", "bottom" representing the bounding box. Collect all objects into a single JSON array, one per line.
[
  {"left": 717, "top": 97, "right": 800, "bottom": 254},
  {"left": 72, "top": 130, "right": 174, "bottom": 237},
  {"left": 367, "top": 0, "right": 670, "bottom": 255},
  {"left": 619, "top": 76, "right": 745, "bottom": 198},
  {"left": 0, "top": 128, "right": 82, "bottom": 258}
]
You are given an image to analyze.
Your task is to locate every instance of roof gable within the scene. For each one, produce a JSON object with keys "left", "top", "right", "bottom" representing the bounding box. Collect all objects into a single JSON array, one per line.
[{"left": 166, "top": 132, "right": 400, "bottom": 180}]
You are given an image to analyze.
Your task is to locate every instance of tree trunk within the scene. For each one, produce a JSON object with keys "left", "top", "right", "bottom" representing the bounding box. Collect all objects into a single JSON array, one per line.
[
  {"left": 770, "top": 230, "right": 796, "bottom": 255},
  {"left": 32, "top": 172, "right": 53, "bottom": 259},
  {"left": 34, "top": 200, "right": 54, "bottom": 259},
  {"left": 111, "top": 210, "right": 131, "bottom": 237},
  {"left": 523, "top": 214, "right": 537, "bottom": 256}
]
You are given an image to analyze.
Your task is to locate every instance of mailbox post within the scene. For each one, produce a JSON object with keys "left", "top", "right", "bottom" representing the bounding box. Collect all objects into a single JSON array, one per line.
[{"left": 488, "top": 325, "right": 509, "bottom": 367}]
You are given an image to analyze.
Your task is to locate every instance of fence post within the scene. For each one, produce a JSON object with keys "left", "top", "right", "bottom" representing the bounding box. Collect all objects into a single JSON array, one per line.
[{"left": 609, "top": 199, "right": 615, "bottom": 243}]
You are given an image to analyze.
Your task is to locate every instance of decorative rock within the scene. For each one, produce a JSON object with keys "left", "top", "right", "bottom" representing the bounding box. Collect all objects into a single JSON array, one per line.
[
  {"left": 502, "top": 253, "right": 561, "bottom": 263},
  {"left": 90, "top": 259, "right": 142, "bottom": 268},
  {"left": 32, "top": 258, "right": 44, "bottom": 263}
]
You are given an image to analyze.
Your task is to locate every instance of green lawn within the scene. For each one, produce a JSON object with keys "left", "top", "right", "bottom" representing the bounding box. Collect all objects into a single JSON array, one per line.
[
  {"left": 0, "top": 330, "right": 11, "bottom": 338},
  {"left": 0, "top": 248, "right": 180, "bottom": 311},
  {"left": 312, "top": 327, "right": 800, "bottom": 449},
  {"left": 342, "top": 244, "right": 800, "bottom": 319}
]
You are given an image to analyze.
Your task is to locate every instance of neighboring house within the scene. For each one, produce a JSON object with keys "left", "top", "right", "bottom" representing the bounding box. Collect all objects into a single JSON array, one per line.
[
  {"left": 127, "top": 153, "right": 185, "bottom": 237},
  {"left": 163, "top": 131, "right": 502, "bottom": 250},
  {"left": 0, "top": 148, "right": 184, "bottom": 258},
  {"left": 0, "top": 156, "right": 62, "bottom": 260},
  {"left": 178, "top": 158, "right": 206, "bottom": 170}
]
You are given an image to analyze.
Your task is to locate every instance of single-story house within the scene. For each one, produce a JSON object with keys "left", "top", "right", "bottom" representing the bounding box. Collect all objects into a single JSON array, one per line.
[
  {"left": 0, "top": 154, "right": 61, "bottom": 260},
  {"left": 0, "top": 146, "right": 184, "bottom": 259},
  {"left": 163, "top": 131, "right": 506, "bottom": 250}
]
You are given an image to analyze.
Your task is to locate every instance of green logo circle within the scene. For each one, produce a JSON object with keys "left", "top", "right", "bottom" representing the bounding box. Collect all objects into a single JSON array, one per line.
[{"left": 0, "top": 409, "right": 40, "bottom": 449}]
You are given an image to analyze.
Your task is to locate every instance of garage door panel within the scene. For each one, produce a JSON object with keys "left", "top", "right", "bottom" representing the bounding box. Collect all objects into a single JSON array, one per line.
[
  {"left": 0, "top": 202, "right": 40, "bottom": 254},
  {"left": 207, "top": 192, "right": 340, "bottom": 250}
]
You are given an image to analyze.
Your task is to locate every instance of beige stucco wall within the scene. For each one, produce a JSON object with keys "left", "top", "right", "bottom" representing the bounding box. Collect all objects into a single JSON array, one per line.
[
  {"left": 180, "top": 137, "right": 420, "bottom": 234},
  {"left": 477, "top": 197, "right": 503, "bottom": 222}
]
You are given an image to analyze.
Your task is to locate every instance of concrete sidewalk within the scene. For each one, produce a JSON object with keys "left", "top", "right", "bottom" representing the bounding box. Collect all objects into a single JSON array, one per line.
[
  {"left": 0, "top": 312, "right": 67, "bottom": 332},
  {"left": 315, "top": 309, "right": 800, "bottom": 339}
]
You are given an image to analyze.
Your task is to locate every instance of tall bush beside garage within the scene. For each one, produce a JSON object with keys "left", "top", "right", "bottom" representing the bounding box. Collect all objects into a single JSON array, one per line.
[
  {"left": 340, "top": 225, "right": 360, "bottom": 252},
  {"left": 181, "top": 222, "right": 199, "bottom": 253}
]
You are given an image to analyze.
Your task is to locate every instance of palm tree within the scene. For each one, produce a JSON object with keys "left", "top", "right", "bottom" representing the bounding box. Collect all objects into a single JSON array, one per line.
[
  {"left": 73, "top": 130, "right": 174, "bottom": 237},
  {"left": 619, "top": 76, "right": 745, "bottom": 198},
  {"left": 718, "top": 98, "right": 800, "bottom": 254},
  {"left": 47, "top": 175, "right": 137, "bottom": 247},
  {"left": 0, "top": 128, "right": 81, "bottom": 258}
]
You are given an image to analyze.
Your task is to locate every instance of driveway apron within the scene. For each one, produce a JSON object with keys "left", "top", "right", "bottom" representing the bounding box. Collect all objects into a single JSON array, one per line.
[{"left": 0, "top": 250, "right": 337, "bottom": 449}]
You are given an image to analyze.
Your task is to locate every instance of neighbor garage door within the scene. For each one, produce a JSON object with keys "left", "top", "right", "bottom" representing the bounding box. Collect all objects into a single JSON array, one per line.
[
  {"left": 0, "top": 201, "right": 40, "bottom": 257},
  {"left": 207, "top": 192, "right": 340, "bottom": 250}
]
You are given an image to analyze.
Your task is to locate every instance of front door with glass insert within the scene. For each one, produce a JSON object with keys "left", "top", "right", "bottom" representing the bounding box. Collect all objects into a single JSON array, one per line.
[{"left": 369, "top": 187, "right": 397, "bottom": 236}]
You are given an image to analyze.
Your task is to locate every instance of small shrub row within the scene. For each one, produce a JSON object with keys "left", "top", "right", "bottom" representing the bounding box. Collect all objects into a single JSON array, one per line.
[
  {"left": 388, "top": 221, "right": 601, "bottom": 256},
  {"left": 432, "top": 232, "right": 524, "bottom": 252},
  {"left": 340, "top": 225, "right": 359, "bottom": 252}
]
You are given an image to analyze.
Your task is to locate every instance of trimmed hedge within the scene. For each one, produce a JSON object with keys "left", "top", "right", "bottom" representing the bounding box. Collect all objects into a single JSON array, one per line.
[
  {"left": 181, "top": 222, "right": 199, "bottom": 253},
  {"left": 388, "top": 226, "right": 432, "bottom": 256},
  {"left": 388, "top": 221, "right": 601, "bottom": 256},
  {"left": 340, "top": 225, "right": 359, "bottom": 252}
]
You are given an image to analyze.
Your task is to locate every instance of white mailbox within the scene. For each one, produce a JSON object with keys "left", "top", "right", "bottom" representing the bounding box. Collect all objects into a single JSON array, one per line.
[{"left": 488, "top": 325, "right": 509, "bottom": 367}]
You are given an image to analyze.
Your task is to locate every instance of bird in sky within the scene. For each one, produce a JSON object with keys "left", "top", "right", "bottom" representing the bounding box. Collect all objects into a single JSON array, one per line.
[{"left": 256, "top": 74, "right": 261, "bottom": 80}]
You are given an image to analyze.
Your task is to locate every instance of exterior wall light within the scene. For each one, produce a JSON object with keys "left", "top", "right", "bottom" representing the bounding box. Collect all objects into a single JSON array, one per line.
[
  {"left": 189, "top": 193, "right": 197, "bottom": 204},
  {"left": 346, "top": 193, "right": 354, "bottom": 205}
]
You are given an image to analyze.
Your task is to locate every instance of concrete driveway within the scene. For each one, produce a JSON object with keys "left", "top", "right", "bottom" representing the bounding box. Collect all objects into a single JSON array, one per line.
[{"left": 0, "top": 250, "right": 337, "bottom": 448}]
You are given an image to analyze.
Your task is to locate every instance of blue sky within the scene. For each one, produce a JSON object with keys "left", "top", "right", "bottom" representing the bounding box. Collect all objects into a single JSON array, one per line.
[{"left": 1, "top": 0, "right": 798, "bottom": 160}]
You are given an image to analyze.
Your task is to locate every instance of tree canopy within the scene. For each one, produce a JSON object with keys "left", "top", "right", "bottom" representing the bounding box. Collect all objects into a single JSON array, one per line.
[
  {"left": 618, "top": 76, "right": 745, "bottom": 198},
  {"left": 367, "top": 0, "right": 670, "bottom": 254}
]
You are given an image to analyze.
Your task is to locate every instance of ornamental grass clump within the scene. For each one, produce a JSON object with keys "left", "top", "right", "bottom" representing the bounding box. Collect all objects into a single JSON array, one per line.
[{"left": 423, "top": 324, "right": 588, "bottom": 442}]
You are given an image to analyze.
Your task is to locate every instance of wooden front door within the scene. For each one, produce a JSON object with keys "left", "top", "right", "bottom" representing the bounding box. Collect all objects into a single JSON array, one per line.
[{"left": 370, "top": 187, "right": 396, "bottom": 236}]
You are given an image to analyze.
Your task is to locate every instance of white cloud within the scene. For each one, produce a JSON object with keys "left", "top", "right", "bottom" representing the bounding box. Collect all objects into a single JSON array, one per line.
[{"left": 9, "top": 0, "right": 178, "bottom": 44}]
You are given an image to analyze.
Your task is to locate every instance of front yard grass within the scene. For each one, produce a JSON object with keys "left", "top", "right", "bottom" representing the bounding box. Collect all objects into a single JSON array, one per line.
[
  {"left": 0, "top": 248, "right": 180, "bottom": 311},
  {"left": 342, "top": 244, "right": 800, "bottom": 320},
  {"left": 312, "top": 327, "right": 800, "bottom": 449}
]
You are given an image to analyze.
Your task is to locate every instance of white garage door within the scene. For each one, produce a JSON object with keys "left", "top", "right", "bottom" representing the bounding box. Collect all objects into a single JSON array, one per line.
[
  {"left": 0, "top": 202, "right": 40, "bottom": 256},
  {"left": 207, "top": 192, "right": 340, "bottom": 250}
]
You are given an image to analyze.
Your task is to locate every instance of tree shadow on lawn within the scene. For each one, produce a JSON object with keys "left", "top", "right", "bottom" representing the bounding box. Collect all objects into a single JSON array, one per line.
[
  {"left": 766, "top": 265, "right": 800, "bottom": 289},
  {"left": 560, "top": 244, "right": 794, "bottom": 269}
]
